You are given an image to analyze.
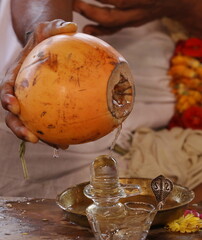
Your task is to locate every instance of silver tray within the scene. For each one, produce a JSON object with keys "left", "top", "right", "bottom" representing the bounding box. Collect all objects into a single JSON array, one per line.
[{"left": 56, "top": 178, "right": 195, "bottom": 227}]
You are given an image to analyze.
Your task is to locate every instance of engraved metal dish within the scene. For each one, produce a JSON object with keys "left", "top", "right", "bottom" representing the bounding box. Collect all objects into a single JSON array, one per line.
[{"left": 56, "top": 178, "right": 195, "bottom": 227}]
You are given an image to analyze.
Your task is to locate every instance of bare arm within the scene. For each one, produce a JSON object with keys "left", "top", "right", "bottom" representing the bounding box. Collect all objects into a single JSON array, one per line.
[
  {"left": 11, "top": 0, "right": 73, "bottom": 45},
  {"left": 0, "top": 0, "right": 76, "bottom": 145},
  {"left": 73, "top": 0, "right": 202, "bottom": 38}
]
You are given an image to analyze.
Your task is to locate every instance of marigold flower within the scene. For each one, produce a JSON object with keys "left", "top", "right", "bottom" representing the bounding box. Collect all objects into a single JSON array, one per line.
[
  {"left": 195, "top": 66, "right": 202, "bottom": 78},
  {"left": 169, "top": 65, "right": 196, "bottom": 78},
  {"left": 171, "top": 55, "right": 200, "bottom": 69},
  {"left": 177, "top": 83, "right": 187, "bottom": 95},
  {"left": 180, "top": 78, "right": 201, "bottom": 90},
  {"left": 189, "top": 90, "right": 202, "bottom": 101},
  {"left": 166, "top": 213, "right": 202, "bottom": 233},
  {"left": 176, "top": 95, "right": 197, "bottom": 112}
]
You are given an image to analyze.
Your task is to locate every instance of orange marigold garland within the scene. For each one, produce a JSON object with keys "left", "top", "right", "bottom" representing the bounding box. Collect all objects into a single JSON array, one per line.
[{"left": 168, "top": 38, "right": 202, "bottom": 130}]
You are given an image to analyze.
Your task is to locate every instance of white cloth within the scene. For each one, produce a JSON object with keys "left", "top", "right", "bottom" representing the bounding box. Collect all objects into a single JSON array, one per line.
[
  {"left": 0, "top": 0, "right": 176, "bottom": 198},
  {"left": 121, "top": 127, "right": 202, "bottom": 190}
]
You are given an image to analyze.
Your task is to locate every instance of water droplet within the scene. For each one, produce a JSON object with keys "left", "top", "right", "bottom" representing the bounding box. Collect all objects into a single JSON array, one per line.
[{"left": 53, "top": 148, "right": 59, "bottom": 158}]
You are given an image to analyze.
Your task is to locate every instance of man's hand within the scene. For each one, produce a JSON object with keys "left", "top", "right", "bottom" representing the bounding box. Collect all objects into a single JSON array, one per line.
[
  {"left": 0, "top": 20, "right": 77, "bottom": 144},
  {"left": 73, "top": 0, "right": 202, "bottom": 37}
]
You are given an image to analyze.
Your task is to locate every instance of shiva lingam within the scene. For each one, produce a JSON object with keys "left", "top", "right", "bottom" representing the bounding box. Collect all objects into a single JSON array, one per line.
[{"left": 84, "top": 155, "right": 173, "bottom": 240}]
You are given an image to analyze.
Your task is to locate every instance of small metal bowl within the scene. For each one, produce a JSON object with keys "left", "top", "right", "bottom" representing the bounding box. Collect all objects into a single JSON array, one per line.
[{"left": 56, "top": 178, "right": 195, "bottom": 227}]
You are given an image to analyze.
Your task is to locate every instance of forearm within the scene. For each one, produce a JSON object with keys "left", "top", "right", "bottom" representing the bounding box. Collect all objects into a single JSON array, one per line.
[
  {"left": 11, "top": 0, "right": 73, "bottom": 46},
  {"left": 73, "top": 0, "right": 202, "bottom": 38}
]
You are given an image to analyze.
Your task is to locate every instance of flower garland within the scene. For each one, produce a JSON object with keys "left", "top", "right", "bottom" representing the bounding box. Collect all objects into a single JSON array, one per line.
[{"left": 168, "top": 38, "right": 202, "bottom": 130}]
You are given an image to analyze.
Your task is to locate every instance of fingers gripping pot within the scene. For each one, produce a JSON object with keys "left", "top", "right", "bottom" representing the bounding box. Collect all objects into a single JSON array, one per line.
[{"left": 15, "top": 30, "right": 134, "bottom": 148}]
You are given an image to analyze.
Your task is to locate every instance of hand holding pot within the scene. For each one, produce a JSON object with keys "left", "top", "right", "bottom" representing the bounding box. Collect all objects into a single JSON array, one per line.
[{"left": 0, "top": 20, "right": 77, "bottom": 145}]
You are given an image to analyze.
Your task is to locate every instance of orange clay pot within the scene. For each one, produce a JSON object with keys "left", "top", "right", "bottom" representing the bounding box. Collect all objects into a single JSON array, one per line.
[{"left": 15, "top": 32, "right": 134, "bottom": 148}]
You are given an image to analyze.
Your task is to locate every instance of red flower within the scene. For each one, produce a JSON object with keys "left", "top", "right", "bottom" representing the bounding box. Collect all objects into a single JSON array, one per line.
[
  {"left": 175, "top": 38, "right": 202, "bottom": 59},
  {"left": 181, "top": 106, "right": 202, "bottom": 130},
  {"left": 168, "top": 113, "right": 184, "bottom": 129},
  {"left": 184, "top": 210, "right": 201, "bottom": 218}
]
